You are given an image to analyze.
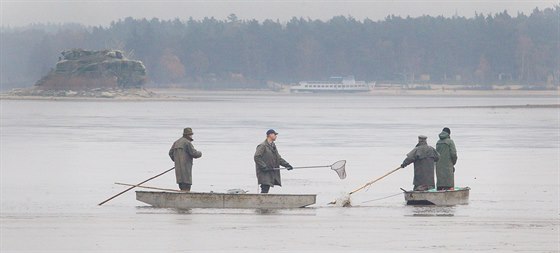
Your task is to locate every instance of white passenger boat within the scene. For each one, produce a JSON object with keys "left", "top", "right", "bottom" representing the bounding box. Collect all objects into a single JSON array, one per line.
[{"left": 290, "top": 76, "right": 375, "bottom": 93}]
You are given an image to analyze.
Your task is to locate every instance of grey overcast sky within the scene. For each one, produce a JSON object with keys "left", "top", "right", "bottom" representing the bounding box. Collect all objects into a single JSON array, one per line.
[{"left": 1, "top": 0, "right": 557, "bottom": 27}]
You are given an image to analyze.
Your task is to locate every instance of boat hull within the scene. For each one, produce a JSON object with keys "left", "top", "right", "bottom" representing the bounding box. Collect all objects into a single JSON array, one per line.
[
  {"left": 290, "top": 87, "right": 371, "bottom": 93},
  {"left": 136, "top": 191, "right": 317, "bottom": 209},
  {"left": 404, "top": 187, "right": 470, "bottom": 206}
]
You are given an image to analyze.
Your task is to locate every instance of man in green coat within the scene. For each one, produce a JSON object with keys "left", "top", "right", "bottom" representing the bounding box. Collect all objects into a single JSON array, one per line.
[
  {"left": 254, "top": 129, "right": 293, "bottom": 193},
  {"left": 169, "top": 128, "right": 202, "bottom": 191},
  {"left": 400, "top": 135, "right": 440, "bottom": 191},
  {"left": 436, "top": 127, "right": 458, "bottom": 190}
]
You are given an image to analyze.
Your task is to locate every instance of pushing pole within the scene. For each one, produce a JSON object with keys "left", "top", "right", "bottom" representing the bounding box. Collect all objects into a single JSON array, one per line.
[
  {"left": 98, "top": 167, "right": 175, "bottom": 206},
  {"left": 348, "top": 167, "right": 401, "bottom": 195},
  {"left": 114, "top": 182, "right": 184, "bottom": 193},
  {"left": 329, "top": 166, "right": 400, "bottom": 206}
]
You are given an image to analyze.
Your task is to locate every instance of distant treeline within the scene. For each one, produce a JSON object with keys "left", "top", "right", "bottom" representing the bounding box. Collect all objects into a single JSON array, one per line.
[{"left": 1, "top": 7, "right": 558, "bottom": 89}]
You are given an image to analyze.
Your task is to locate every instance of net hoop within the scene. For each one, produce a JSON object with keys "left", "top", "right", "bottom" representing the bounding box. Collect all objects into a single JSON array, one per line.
[{"left": 330, "top": 160, "right": 347, "bottom": 179}]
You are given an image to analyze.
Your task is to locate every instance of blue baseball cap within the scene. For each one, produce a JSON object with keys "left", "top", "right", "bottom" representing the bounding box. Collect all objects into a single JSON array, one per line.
[{"left": 266, "top": 129, "right": 278, "bottom": 135}]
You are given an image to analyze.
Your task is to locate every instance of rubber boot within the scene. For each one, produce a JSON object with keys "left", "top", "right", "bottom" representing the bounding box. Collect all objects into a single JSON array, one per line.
[
  {"left": 179, "top": 183, "right": 191, "bottom": 192},
  {"left": 260, "top": 184, "right": 270, "bottom": 194}
]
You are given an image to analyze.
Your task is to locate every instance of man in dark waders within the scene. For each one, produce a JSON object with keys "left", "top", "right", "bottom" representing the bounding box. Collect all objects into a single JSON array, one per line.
[
  {"left": 254, "top": 129, "right": 293, "bottom": 193},
  {"left": 400, "top": 135, "right": 440, "bottom": 191},
  {"left": 436, "top": 127, "right": 458, "bottom": 190},
  {"left": 169, "top": 128, "right": 202, "bottom": 191}
]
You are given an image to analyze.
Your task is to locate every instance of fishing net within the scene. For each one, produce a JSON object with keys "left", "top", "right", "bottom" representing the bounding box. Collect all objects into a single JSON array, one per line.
[
  {"left": 334, "top": 193, "right": 352, "bottom": 207},
  {"left": 331, "top": 160, "right": 347, "bottom": 179}
]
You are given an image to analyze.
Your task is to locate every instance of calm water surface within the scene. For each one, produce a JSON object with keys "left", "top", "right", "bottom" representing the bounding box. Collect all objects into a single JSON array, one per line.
[{"left": 1, "top": 94, "right": 559, "bottom": 252}]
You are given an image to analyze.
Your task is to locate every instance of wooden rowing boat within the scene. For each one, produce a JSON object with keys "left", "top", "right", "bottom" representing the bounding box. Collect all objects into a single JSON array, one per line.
[
  {"left": 136, "top": 191, "right": 317, "bottom": 209},
  {"left": 403, "top": 187, "right": 470, "bottom": 206}
]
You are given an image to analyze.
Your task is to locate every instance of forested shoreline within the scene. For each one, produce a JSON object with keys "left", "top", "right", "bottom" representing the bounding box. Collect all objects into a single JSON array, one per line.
[{"left": 1, "top": 7, "right": 558, "bottom": 89}]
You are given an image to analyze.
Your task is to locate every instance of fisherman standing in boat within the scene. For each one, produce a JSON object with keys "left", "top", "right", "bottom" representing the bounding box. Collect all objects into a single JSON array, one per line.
[
  {"left": 169, "top": 127, "right": 202, "bottom": 192},
  {"left": 436, "top": 127, "right": 458, "bottom": 190},
  {"left": 254, "top": 129, "right": 293, "bottom": 193},
  {"left": 400, "top": 135, "right": 440, "bottom": 191}
]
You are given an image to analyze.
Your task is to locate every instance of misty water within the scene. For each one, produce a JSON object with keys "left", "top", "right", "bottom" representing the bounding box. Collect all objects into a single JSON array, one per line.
[{"left": 1, "top": 93, "right": 559, "bottom": 252}]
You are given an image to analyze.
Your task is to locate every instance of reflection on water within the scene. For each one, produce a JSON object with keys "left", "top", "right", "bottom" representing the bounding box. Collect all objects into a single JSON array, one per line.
[
  {"left": 134, "top": 205, "right": 319, "bottom": 216},
  {"left": 407, "top": 206, "right": 457, "bottom": 217},
  {"left": 254, "top": 209, "right": 278, "bottom": 215}
]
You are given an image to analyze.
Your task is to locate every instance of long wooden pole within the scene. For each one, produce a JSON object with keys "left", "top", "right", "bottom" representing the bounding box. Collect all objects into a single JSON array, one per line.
[
  {"left": 349, "top": 167, "right": 401, "bottom": 195},
  {"left": 97, "top": 167, "right": 174, "bottom": 206},
  {"left": 114, "top": 182, "right": 184, "bottom": 193}
]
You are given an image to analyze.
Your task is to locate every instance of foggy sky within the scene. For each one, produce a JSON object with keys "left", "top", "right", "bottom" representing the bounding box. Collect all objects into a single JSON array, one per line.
[{"left": 1, "top": 0, "right": 556, "bottom": 27}]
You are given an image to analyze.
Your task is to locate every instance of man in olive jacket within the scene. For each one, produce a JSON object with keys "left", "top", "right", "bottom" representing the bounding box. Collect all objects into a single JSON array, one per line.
[
  {"left": 254, "top": 129, "right": 293, "bottom": 193},
  {"left": 436, "top": 127, "right": 458, "bottom": 190},
  {"left": 400, "top": 135, "right": 440, "bottom": 191},
  {"left": 169, "top": 128, "right": 202, "bottom": 191}
]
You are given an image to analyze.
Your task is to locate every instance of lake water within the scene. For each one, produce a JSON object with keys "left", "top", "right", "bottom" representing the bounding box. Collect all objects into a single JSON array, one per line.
[{"left": 1, "top": 93, "right": 559, "bottom": 252}]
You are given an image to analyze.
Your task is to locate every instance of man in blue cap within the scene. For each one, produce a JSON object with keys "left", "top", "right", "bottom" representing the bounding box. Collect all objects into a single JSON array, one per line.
[{"left": 254, "top": 129, "right": 293, "bottom": 193}]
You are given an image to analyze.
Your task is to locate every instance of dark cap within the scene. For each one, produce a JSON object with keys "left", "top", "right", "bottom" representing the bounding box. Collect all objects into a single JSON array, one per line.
[
  {"left": 442, "top": 127, "right": 451, "bottom": 135},
  {"left": 183, "top": 128, "right": 193, "bottom": 135},
  {"left": 266, "top": 129, "right": 278, "bottom": 135}
]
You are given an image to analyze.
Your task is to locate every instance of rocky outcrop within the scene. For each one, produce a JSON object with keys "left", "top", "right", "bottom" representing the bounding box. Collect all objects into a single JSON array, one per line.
[{"left": 35, "top": 49, "right": 147, "bottom": 90}]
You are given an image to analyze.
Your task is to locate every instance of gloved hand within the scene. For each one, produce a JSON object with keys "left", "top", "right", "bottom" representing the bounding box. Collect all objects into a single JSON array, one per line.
[
  {"left": 400, "top": 164, "right": 406, "bottom": 169},
  {"left": 286, "top": 165, "right": 294, "bottom": 170}
]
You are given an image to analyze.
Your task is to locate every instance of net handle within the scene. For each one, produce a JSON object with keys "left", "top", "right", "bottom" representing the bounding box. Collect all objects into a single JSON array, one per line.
[
  {"left": 292, "top": 165, "right": 331, "bottom": 169},
  {"left": 273, "top": 160, "right": 346, "bottom": 180},
  {"left": 273, "top": 160, "right": 345, "bottom": 170}
]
